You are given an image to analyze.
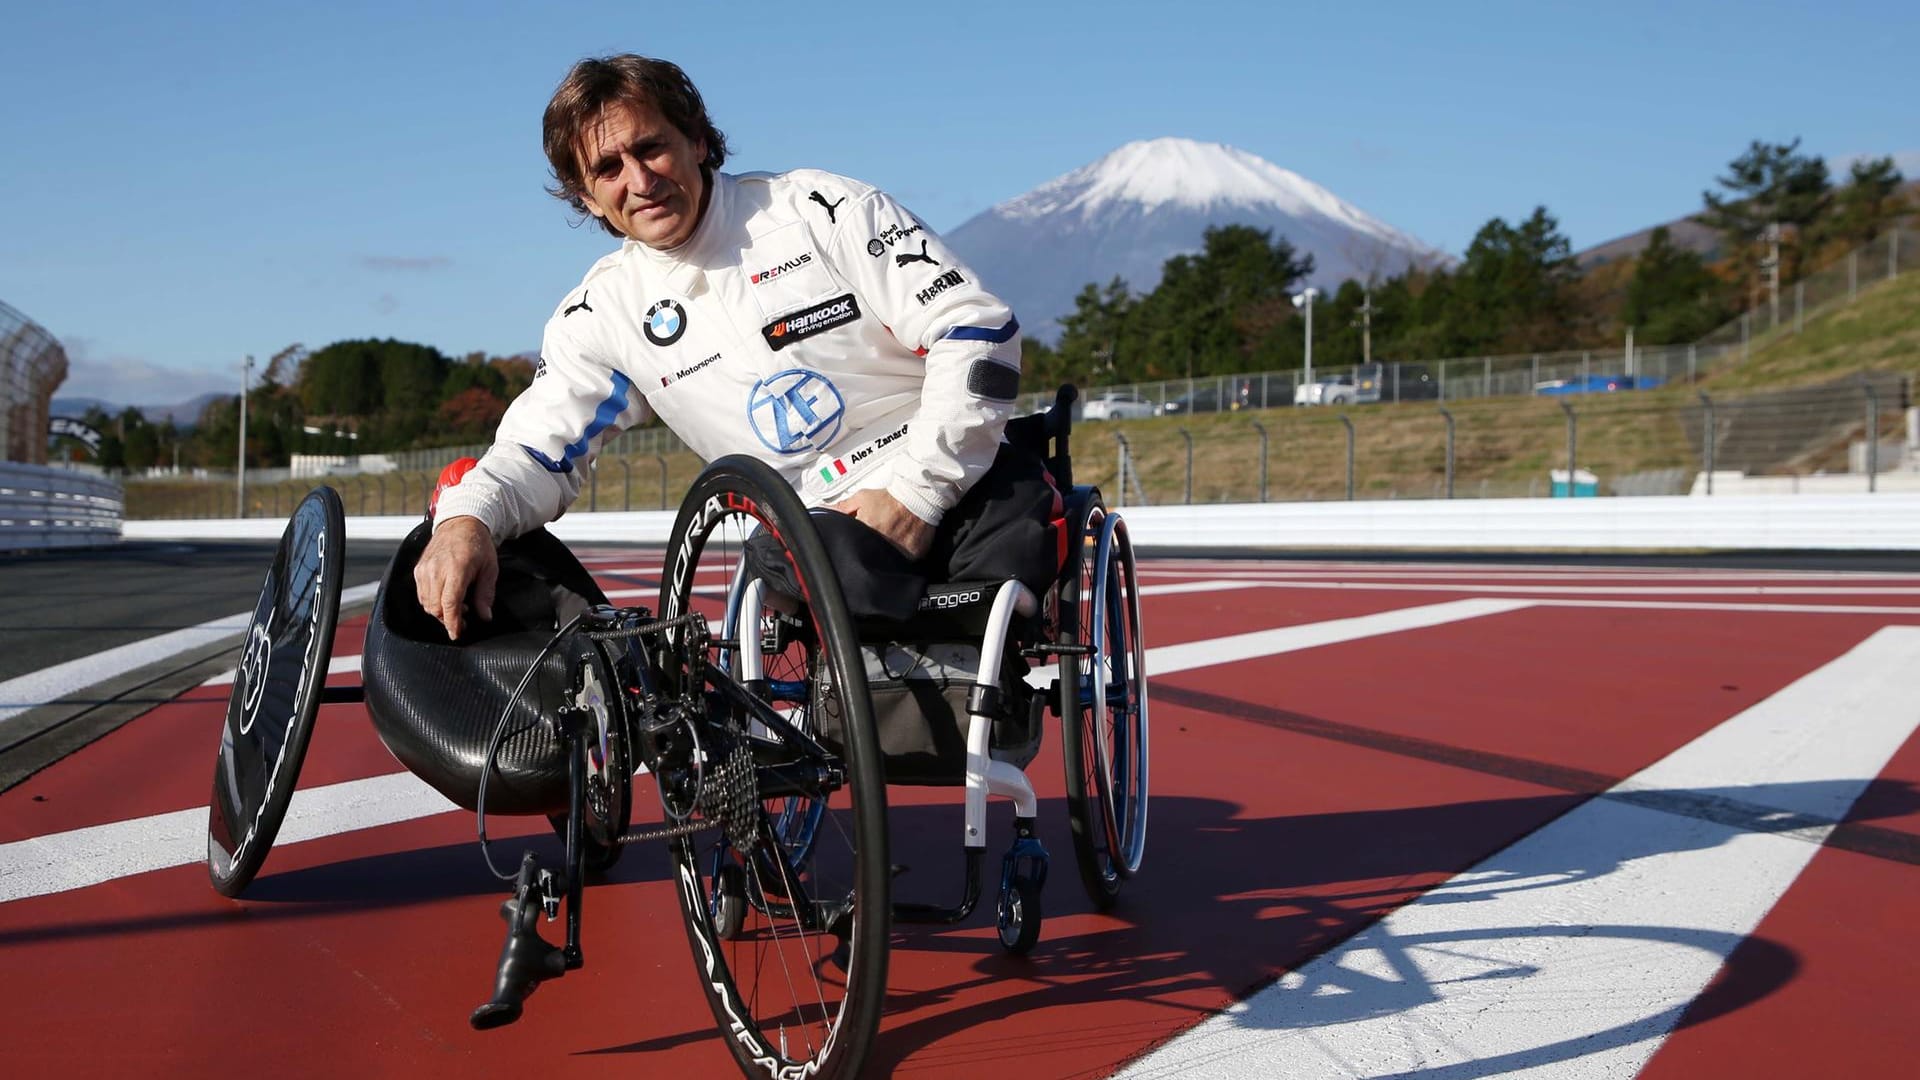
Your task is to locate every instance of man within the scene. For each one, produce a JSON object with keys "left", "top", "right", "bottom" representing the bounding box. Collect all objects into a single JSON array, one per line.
[{"left": 417, "top": 55, "right": 1050, "bottom": 637}]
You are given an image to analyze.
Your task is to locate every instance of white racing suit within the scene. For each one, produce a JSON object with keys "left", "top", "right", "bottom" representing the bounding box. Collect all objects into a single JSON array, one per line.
[{"left": 434, "top": 168, "right": 1024, "bottom": 540}]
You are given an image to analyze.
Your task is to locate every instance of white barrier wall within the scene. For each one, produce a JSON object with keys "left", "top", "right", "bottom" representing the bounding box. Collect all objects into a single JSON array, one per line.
[
  {"left": 0, "top": 463, "right": 123, "bottom": 551},
  {"left": 122, "top": 492, "right": 1920, "bottom": 551}
]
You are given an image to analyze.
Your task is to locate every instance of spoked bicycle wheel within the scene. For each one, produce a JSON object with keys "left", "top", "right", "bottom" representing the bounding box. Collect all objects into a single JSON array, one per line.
[
  {"left": 656, "top": 456, "right": 889, "bottom": 1080},
  {"left": 1060, "top": 503, "right": 1150, "bottom": 909}
]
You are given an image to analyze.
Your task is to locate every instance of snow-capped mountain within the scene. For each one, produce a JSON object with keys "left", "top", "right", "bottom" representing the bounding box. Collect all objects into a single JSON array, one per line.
[{"left": 943, "top": 138, "right": 1446, "bottom": 340}]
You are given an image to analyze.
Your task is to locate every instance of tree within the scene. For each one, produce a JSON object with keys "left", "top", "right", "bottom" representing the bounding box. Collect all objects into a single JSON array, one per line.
[
  {"left": 1700, "top": 138, "right": 1832, "bottom": 280},
  {"left": 437, "top": 386, "right": 509, "bottom": 438},
  {"left": 1440, "top": 207, "right": 1580, "bottom": 353},
  {"left": 1054, "top": 277, "right": 1136, "bottom": 383},
  {"left": 1623, "top": 227, "right": 1730, "bottom": 344},
  {"left": 1825, "top": 156, "right": 1909, "bottom": 248}
]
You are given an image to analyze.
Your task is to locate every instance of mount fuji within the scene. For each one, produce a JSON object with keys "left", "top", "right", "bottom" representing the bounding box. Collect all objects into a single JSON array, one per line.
[{"left": 942, "top": 138, "right": 1446, "bottom": 341}]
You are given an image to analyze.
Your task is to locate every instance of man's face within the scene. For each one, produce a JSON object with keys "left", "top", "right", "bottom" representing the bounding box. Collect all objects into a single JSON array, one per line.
[{"left": 576, "top": 100, "right": 708, "bottom": 250}]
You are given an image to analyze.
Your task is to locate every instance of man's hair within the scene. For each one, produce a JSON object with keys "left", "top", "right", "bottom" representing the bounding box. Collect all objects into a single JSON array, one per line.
[{"left": 543, "top": 55, "right": 729, "bottom": 237}]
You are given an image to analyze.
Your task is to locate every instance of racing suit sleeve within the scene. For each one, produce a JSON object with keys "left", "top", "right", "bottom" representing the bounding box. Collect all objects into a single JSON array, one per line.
[
  {"left": 827, "top": 188, "right": 1022, "bottom": 527},
  {"left": 431, "top": 310, "right": 652, "bottom": 541}
]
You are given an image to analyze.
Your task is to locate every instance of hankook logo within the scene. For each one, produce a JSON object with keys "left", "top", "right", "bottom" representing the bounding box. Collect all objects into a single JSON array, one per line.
[
  {"left": 750, "top": 252, "right": 813, "bottom": 285},
  {"left": 761, "top": 294, "right": 860, "bottom": 351}
]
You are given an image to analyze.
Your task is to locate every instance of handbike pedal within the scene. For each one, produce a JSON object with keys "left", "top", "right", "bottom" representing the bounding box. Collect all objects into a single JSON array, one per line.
[{"left": 470, "top": 852, "right": 569, "bottom": 1030}]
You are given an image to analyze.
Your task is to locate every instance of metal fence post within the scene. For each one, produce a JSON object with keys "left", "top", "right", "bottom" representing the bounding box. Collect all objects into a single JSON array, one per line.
[
  {"left": 1741, "top": 312, "right": 1751, "bottom": 364},
  {"left": 1892, "top": 227, "right": 1901, "bottom": 280},
  {"left": 1849, "top": 250, "right": 1858, "bottom": 302},
  {"left": 1438, "top": 359, "right": 1447, "bottom": 401},
  {"left": 1560, "top": 401, "right": 1577, "bottom": 498},
  {"left": 1687, "top": 344, "right": 1697, "bottom": 384},
  {"left": 1531, "top": 354, "right": 1540, "bottom": 392},
  {"left": 588, "top": 459, "right": 598, "bottom": 511},
  {"left": 1178, "top": 428, "right": 1193, "bottom": 504},
  {"left": 1339, "top": 413, "right": 1355, "bottom": 501},
  {"left": 1794, "top": 281, "right": 1804, "bottom": 333},
  {"left": 656, "top": 454, "right": 669, "bottom": 509},
  {"left": 1698, "top": 392, "right": 1715, "bottom": 495},
  {"left": 1438, "top": 407, "right": 1455, "bottom": 498},
  {"left": 621, "top": 459, "right": 632, "bottom": 511},
  {"left": 377, "top": 474, "right": 388, "bottom": 516},
  {"left": 1863, "top": 378, "right": 1880, "bottom": 493},
  {"left": 1249, "top": 420, "right": 1269, "bottom": 503},
  {"left": 1581, "top": 351, "right": 1591, "bottom": 385}
]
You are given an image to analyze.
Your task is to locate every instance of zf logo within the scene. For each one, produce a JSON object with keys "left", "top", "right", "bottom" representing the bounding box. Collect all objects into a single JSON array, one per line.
[{"left": 748, "top": 369, "right": 845, "bottom": 454}]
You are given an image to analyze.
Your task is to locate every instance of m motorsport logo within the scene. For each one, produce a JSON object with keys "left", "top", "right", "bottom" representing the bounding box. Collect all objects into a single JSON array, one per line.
[{"left": 762, "top": 294, "right": 860, "bottom": 351}]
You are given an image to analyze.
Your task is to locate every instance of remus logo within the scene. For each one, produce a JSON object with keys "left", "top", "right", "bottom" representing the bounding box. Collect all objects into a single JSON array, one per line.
[
  {"left": 750, "top": 253, "right": 813, "bottom": 285},
  {"left": 762, "top": 294, "right": 860, "bottom": 351}
]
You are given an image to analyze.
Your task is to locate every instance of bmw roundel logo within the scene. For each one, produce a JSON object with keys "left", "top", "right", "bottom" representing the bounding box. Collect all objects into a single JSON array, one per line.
[
  {"left": 748, "top": 370, "right": 845, "bottom": 454},
  {"left": 643, "top": 299, "right": 686, "bottom": 346}
]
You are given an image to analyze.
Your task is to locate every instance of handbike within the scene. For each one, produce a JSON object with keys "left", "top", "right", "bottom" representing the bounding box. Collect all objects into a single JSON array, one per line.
[{"left": 204, "top": 386, "right": 1149, "bottom": 1079}]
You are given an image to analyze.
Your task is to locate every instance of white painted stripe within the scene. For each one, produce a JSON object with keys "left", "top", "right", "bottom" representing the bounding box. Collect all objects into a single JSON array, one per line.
[
  {"left": 1023, "top": 598, "right": 1533, "bottom": 690},
  {"left": 1141, "top": 566, "right": 1920, "bottom": 583},
  {"left": 1243, "top": 580, "right": 1920, "bottom": 597},
  {"left": 1537, "top": 598, "right": 1920, "bottom": 616},
  {"left": 202, "top": 653, "right": 364, "bottom": 687},
  {"left": 0, "top": 772, "right": 458, "bottom": 903},
  {"left": 1144, "top": 598, "right": 1535, "bottom": 677},
  {"left": 0, "top": 582, "right": 379, "bottom": 725},
  {"left": 1138, "top": 580, "right": 1248, "bottom": 597},
  {"left": 1118, "top": 625, "right": 1920, "bottom": 1080}
]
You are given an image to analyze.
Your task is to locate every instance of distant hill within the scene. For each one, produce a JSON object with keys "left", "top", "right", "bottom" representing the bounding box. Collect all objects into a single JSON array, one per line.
[
  {"left": 50, "top": 391, "right": 226, "bottom": 428},
  {"left": 943, "top": 137, "right": 1447, "bottom": 341},
  {"left": 1574, "top": 214, "right": 1723, "bottom": 269}
]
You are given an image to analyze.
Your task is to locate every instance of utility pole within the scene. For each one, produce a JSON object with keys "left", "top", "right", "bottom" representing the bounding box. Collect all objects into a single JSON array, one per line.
[
  {"left": 1763, "top": 221, "right": 1782, "bottom": 330},
  {"left": 236, "top": 354, "right": 253, "bottom": 518},
  {"left": 1355, "top": 283, "right": 1376, "bottom": 366}
]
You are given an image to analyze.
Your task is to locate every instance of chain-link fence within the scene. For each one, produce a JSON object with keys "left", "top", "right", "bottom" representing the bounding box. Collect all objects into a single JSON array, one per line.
[
  {"left": 1086, "top": 372, "right": 1915, "bottom": 506},
  {"left": 1019, "top": 225, "right": 1917, "bottom": 419},
  {"left": 2, "top": 299, "right": 69, "bottom": 465}
]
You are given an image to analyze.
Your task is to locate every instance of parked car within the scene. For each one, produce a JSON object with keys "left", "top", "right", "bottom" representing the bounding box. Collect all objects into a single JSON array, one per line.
[
  {"left": 1534, "top": 374, "right": 1666, "bottom": 395},
  {"left": 1162, "top": 379, "right": 1255, "bottom": 415},
  {"left": 1294, "top": 375, "right": 1356, "bottom": 406},
  {"left": 1080, "top": 392, "right": 1158, "bottom": 421},
  {"left": 1354, "top": 362, "right": 1440, "bottom": 402}
]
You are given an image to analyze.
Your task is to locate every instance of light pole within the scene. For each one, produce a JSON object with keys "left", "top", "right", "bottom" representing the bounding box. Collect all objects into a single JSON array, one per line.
[
  {"left": 1292, "top": 287, "right": 1320, "bottom": 388},
  {"left": 236, "top": 354, "right": 253, "bottom": 518}
]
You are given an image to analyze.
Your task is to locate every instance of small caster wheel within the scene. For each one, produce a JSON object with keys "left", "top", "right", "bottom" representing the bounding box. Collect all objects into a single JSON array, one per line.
[
  {"left": 712, "top": 862, "right": 747, "bottom": 940},
  {"left": 996, "top": 873, "right": 1043, "bottom": 954}
]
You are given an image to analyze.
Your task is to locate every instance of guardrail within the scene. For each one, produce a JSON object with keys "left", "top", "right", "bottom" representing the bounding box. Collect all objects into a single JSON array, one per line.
[
  {"left": 0, "top": 463, "right": 124, "bottom": 551},
  {"left": 122, "top": 490, "right": 1920, "bottom": 551}
]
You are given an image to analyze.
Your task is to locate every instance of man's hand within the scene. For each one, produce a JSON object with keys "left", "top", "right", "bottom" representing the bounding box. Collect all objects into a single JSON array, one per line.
[
  {"left": 826, "top": 488, "right": 935, "bottom": 561},
  {"left": 414, "top": 515, "right": 498, "bottom": 640}
]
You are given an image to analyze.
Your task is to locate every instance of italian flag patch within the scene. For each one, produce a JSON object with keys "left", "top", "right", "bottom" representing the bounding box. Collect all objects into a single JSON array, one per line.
[{"left": 819, "top": 459, "right": 847, "bottom": 484}]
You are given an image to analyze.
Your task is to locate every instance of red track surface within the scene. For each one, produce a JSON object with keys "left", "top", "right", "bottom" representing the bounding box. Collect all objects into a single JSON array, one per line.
[{"left": 4, "top": 555, "right": 1918, "bottom": 1077}]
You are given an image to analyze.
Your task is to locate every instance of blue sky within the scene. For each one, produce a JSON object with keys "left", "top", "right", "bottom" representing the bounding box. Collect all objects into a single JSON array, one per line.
[{"left": 4, "top": 0, "right": 1914, "bottom": 406}]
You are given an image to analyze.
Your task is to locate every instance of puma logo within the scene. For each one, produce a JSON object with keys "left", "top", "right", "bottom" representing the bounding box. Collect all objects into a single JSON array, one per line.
[
  {"left": 809, "top": 190, "right": 846, "bottom": 223},
  {"left": 563, "top": 290, "right": 593, "bottom": 317},
  {"left": 894, "top": 240, "right": 939, "bottom": 268}
]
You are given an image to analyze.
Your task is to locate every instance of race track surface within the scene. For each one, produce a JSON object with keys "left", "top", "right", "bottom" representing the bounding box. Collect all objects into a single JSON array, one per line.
[{"left": 3, "top": 548, "right": 1918, "bottom": 1077}]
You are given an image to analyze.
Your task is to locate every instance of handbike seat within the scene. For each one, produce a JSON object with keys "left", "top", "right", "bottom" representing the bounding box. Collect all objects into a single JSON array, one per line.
[{"left": 361, "top": 522, "right": 607, "bottom": 815}]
